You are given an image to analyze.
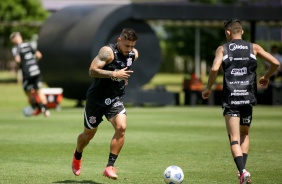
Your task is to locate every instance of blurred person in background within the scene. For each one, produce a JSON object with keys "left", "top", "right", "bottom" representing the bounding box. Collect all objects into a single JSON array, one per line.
[{"left": 10, "top": 32, "right": 50, "bottom": 117}]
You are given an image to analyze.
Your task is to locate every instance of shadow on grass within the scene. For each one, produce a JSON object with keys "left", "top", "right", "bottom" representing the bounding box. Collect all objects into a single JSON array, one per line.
[{"left": 52, "top": 180, "right": 103, "bottom": 184}]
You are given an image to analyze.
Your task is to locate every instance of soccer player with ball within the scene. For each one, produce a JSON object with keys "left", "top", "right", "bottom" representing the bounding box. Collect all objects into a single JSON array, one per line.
[
  {"left": 202, "top": 19, "right": 280, "bottom": 184},
  {"left": 72, "top": 28, "right": 139, "bottom": 179}
]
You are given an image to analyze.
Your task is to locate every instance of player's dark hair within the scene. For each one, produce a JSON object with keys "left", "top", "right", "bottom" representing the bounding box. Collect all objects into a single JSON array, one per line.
[
  {"left": 224, "top": 18, "right": 241, "bottom": 28},
  {"left": 224, "top": 18, "right": 242, "bottom": 33},
  {"left": 120, "top": 28, "right": 138, "bottom": 41}
]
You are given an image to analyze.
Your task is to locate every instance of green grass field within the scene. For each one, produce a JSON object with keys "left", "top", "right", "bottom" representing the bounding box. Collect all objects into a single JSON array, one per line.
[{"left": 1, "top": 82, "right": 282, "bottom": 184}]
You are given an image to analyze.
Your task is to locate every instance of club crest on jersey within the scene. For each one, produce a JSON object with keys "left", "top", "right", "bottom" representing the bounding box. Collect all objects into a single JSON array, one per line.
[
  {"left": 89, "top": 116, "right": 96, "bottom": 125},
  {"left": 127, "top": 58, "right": 132, "bottom": 66}
]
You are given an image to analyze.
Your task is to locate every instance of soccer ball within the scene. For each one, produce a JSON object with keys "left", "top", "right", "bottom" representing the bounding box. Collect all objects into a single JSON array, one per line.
[
  {"left": 163, "top": 165, "right": 184, "bottom": 184},
  {"left": 23, "top": 106, "right": 34, "bottom": 116}
]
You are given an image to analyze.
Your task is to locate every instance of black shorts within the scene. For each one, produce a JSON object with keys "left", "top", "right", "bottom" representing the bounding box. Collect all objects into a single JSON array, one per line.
[
  {"left": 222, "top": 105, "right": 253, "bottom": 126},
  {"left": 84, "top": 98, "right": 126, "bottom": 129},
  {"left": 22, "top": 75, "right": 42, "bottom": 91}
]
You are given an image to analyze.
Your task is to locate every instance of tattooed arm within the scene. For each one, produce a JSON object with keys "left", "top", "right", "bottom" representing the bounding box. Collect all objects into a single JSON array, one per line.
[
  {"left": 89, "top": 46, "right": 133, "bottom": 80},
  {"left": 89, "top": 46, "right": 114, "bottom": 78}
]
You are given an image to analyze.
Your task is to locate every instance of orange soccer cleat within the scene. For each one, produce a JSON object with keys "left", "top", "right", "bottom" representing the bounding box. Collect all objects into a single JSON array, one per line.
[
  {"left": 103, "top": 166, "right": 118, "bottom": 180},
  {"left": 240, "top": 171, "right": 252, "bottom": 184},
  {"left": 72, "top": 153, "right": 82, "bottom": 176}
]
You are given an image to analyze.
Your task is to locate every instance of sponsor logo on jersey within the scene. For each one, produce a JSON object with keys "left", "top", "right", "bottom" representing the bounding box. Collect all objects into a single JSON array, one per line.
[
  {"left": 26, "top": 60, "right": 36, "bottom": 65},
  {"left": 229, "top": 81, "right": 249, "bottom": 85},
  {"left": 233, "top": 57, "right": 249, "bottom": 61},
  {"left": 116, "top": 60, "right": 126, "bottom": 67},
  {"left": 20, "top": 47, "right": 32, "bottom": 53},
  {"left": 30, "top": 70, "right": 40, "bottom": 76},
  {"left": 29, "top": 65, "right": 40, "bottom": 76},
  {"left": 113, "top": 101, "right": 123, "bottom": 107},
  {"left": 24, "top": 52, "right": 34, "bottom": 60},
  {"left": 229, "top": 57, "right": 249, "bottom": 61},
  {"left": 29, "top": 65, "right": 39, "bottom": 72},
  {"left": 105, "top": 98, "right": 112, "bottom": 105},
  {"left": 229, "top": 43, "right": 248, "bottom": 51},
  {"left": 231, "top": 89, "right": 249, "bottom": 96},
  {"left": 231, "top": 100, "right": 250, "bottom": 105},
  {"left": 231, "top": 67, "right": 247, "bottom": 76}
]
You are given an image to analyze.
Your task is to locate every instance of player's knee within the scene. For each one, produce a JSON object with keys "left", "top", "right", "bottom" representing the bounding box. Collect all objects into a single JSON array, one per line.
[
  {"left": 115, "top": 123, "right": 126, "bottom": 135},
  {"left": 117, "top": 124, "right": 126, "bottom": 132}
]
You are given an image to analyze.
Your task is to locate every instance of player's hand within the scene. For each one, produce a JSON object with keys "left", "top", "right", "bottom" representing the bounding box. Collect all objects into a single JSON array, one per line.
[
  {"left": 259, "top": 76, "right": 269, "bottom": 88},
  {"left": 202, "top": 88, "right": 211, "bottom": 99},
  {"left": 114, "top": 67, "right": 133, "bottom": 80}
]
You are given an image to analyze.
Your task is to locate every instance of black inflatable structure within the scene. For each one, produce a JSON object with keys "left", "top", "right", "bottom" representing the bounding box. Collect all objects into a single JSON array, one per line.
[
  {"left": 38, "top": 4, "right": 165, "bottom": 105},
  {"left": 38, "top": 2, "right": 282, "bottom": 105}
]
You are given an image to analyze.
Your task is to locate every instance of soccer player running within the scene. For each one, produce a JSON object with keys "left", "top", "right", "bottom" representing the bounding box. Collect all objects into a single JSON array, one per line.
[
  {"left": 72, "top": 28, "right": 139, "bottom": 179},
  {"left": 202, "top": 19, "right": 279, "bottom": 184},
  {"left": 10, "top": 32, "right": 50, "bottom": 117}
]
